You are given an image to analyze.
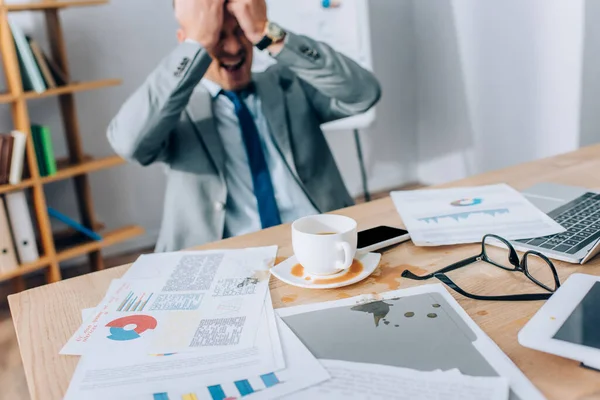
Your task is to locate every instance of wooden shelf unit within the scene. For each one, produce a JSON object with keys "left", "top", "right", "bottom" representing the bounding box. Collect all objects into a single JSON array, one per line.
[
  {"left": 0, "top": 0, "right": 144, "bottom": 287},
  {"left": 5, "top": 0, "right": 108, "bottom": 12}
]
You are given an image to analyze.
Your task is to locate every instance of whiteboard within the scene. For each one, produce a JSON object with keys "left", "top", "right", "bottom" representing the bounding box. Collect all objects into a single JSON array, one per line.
[{"left": 253, "top": 0, "right": 375, "bottom": 131}]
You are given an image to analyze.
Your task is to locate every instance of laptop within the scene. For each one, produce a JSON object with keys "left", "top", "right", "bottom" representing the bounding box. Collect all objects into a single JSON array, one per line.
[{"left": 515, "top": 183, "right": 600, "bottom": 264}]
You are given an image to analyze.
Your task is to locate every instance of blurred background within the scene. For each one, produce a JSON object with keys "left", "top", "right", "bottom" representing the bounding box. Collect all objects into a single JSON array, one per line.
[{"left": 1, "top": 0, "right": 600, "bottom": 397}]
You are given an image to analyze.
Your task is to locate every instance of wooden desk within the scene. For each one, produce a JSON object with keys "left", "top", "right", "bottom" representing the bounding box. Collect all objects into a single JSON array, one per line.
[{"left": 9, "top": 145, "right": 600, "bottom": 400}]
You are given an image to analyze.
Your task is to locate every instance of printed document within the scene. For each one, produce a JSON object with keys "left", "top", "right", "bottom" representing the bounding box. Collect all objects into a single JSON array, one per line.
[
  {"left": 61, "top": 246, "right": 277, "bottom": 356},
  {"left": 391, "top": 184, "right": 565, "bottom": 246},
  {"left": 288, "top": 360, "right": 509, "bottom": 400},
  {"left": 63, "top": 300, "right": 328, "bottom": 400}
]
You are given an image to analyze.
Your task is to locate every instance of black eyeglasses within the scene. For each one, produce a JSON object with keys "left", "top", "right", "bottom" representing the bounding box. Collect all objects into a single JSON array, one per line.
[{"left": 402, "top": 234, "right": 561, "bottom": 301}]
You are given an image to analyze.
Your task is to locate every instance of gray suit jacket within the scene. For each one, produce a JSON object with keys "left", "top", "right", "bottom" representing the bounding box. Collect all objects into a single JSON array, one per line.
[{"left": 107, "top": 32, "right": 381, "bottom": 252}]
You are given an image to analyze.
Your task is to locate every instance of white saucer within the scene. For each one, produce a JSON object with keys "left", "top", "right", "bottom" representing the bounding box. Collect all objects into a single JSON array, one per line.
[{"left": 270, "top": 252, "right": 381, "bottom": 289}]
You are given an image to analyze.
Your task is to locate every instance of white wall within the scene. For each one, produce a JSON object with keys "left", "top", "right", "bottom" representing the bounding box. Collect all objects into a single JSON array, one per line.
[
  {"left": 580, "top": 0, "right": 600, "bottom": 147},
  {"left": 416, "top": 0, "right": 585, "bottom": 185},
  {"left": 2, "top": 0, "right": 417, "bottom": 256}
]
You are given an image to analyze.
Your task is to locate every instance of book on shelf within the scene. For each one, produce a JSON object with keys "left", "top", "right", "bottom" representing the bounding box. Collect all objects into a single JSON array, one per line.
[
  {"left": 9, "top": 131, "right": 27, "bottom": 185},
  {"left": 9, "top": 21, "right": 69, "bottom": 92},
  {"left": 0, "top": 134, "right": 14, "bottom": 185},
  {"left": 48, "top": 207, "right": 102, "bottom": 242},
  {"left": 27, "top": 36, "right": 57, "bottom": 89},
  {"left": 8, "top": 20, "right": 45, "bottom": 93},
  {"left": 0, "top": 131, "right": 28, "bottom": 186},
  {"left": 31, "top": 125, "right": 57, "bottom": 177}
]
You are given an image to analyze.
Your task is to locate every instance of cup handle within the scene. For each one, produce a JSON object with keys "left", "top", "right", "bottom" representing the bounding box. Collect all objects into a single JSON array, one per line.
[{"left": 336, "top": 242, "right": 353, "bottom": 271}]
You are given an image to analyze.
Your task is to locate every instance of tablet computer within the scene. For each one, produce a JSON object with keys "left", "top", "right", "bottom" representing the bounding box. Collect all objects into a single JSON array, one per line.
[{"left": 518, "top": 273, "right": 600, "bottom": 370}]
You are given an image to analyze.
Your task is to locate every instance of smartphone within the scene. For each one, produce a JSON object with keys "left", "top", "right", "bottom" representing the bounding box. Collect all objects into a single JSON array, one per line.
[{"left": 357, "top": 225, "right": 410, "bottom": 252}]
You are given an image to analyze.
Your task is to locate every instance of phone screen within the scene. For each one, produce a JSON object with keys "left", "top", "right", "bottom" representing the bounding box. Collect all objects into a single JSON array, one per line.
[{"left": 357, "top": 226, "right": 409, "bottom": 249}]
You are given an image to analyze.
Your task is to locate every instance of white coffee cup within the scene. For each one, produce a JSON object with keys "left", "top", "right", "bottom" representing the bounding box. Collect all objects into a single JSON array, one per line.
[{"left": 291, "top": 214, "right": 358, "bottom": 276}]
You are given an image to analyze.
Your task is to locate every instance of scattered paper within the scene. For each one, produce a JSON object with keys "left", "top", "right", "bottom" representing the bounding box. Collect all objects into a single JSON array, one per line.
[
  {"left": 61, "top": 247, "right": 276, "bottom": 356},
  {"left": 390, "top": 183, "right": 565, "bottom": 246},
  {"left": 288, "top": 360, "right": 509, "bottom": 400},
  {"left": 277, "top": 284, "right": 546, "bottom": 400},
  {"left": 63, "top": 292, "right": 286, "bottom": 400}
]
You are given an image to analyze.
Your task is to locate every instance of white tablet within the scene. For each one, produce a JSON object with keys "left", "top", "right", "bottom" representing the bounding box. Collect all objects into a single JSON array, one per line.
[{"left": 518, "top": 273, "right": 600, "bottom": 370}]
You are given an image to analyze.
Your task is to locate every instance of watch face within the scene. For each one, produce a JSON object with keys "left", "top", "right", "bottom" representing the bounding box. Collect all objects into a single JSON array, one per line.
[{"left": 267, "top": 22, "right": 285, "bottom": 40}]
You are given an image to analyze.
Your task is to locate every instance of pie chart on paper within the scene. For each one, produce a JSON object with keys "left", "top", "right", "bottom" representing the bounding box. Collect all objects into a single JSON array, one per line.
[{"left": 451, "top": 198, "right": 483, "bottom": 207}]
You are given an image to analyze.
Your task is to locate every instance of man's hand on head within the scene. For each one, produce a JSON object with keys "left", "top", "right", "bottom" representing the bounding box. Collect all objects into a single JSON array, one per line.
[
  {"left": 226, "top": 0, "right": 268, "bottom": 45},
  {"left": 174, "top": 0, "right": 225, "bottom": 53}
]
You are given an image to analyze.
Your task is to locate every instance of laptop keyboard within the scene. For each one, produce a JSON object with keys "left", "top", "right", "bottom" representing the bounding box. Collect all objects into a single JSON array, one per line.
[{"left": 517, "top": 192, "right": 600, "bottom": 255}]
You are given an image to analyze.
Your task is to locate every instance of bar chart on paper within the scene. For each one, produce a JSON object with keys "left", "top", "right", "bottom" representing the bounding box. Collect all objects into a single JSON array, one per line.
[
  {"left": 418, "top": 208, "right": 510, "bottom": 224},
  {"left": 116, "top": 291, "right": 154, "bottom": 312},
  {"left": 390, "top": 183, "right": 566, "bottom": 246},
  {"left": 153, "top": 373, "right": 282, "bottom": 400}
]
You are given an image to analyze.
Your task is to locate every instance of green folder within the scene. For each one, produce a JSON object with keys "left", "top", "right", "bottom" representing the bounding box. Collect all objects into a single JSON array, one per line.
[
  {"left": 38, "top": 125, "right": 57, "bottom": 176},
  {"left": 31, "top": 125, "right": 57, "bottom": 176},
  {"left": 30, "top": 125, "right": 46, "bottom": 177}
]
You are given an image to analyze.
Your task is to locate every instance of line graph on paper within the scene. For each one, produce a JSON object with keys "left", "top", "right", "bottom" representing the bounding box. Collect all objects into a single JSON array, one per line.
[{"left": 418, "top": 208, "right": 510, "bottom": 224}]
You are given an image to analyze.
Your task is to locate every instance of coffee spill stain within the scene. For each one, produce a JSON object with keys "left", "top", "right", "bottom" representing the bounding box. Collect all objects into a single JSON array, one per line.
[
  {"left": 477, "top": 310, "right": 489, "bottom": 316},
  {"left": 251, "top": 270, "right": 270, "bottom": 282},
  {"left": 370, "top": 264, "right": 403, "bottom": 290},
  {"left": 275, "top": 257, "right": 287, "bottom": 266},
  {"left": 313, "top": 260, "right": 364, "bottom": 285},
  {"left": 291, "top": 264, "right": 304, "bottom": 278},
  {"left": 305, "top": 277, "right": 311, "bottom": 281},
  {"left": 281, "top": 294, "right": 298, "bottom": 304},
  {"left": 351, "top": 301, "right": 393, "bottom": 327}
]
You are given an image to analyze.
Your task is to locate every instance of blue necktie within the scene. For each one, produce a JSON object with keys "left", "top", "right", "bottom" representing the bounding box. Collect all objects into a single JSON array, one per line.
[{"left": 221, "top": 89, "right": 282, "bottom": 229}]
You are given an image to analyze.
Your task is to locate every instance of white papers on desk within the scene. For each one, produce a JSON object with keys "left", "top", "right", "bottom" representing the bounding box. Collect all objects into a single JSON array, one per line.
[
  {"left": 289, "top": 360, "right": 509, "bottom": 400},
  {"left": 61, "top": 247, "right": 276, "bottom": 356},
  {"left": 64, "top": 294, "right": 329, "bottom": 400},
  {"left": 390, "top": 183, "right": 565, "bottom": 246},
  {"left": 277, "top": 284, "right": 545, "bottom": 400}
]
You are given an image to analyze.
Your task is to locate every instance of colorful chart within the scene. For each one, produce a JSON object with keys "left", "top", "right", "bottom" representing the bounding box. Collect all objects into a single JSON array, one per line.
[
  {"left": 105, "top": 315, "right": 157, "bottom": 341},
  {"left": 117, "top": 291, "right": 154, "bottom": 312},
  {"left": 322, "top": 0, "right": 342, "bottom": 8},
  {"left": 152, "top": 373, "right": 282, "bottom": 400},
  {"left": 451, "top": 198, "right": 483, "bottom": 207},
  {"left": 419, "top": 208, "right": 510, "bottom": 224}
]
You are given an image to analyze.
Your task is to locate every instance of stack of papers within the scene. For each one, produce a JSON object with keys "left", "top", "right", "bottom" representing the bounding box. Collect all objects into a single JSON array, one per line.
[
  {"left": 290, "top": 360, "right": 509, "bottom": 400},
  {"left": 391, "top": 183, "right": 565, "bottom": 246},
  {"left": 61, "top": 247, "right": 329, "bottom": 400}
]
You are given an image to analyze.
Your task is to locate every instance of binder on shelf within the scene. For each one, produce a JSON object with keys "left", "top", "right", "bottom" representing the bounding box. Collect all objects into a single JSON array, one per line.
[
  {"left": 0, "top": 196, "right": 19, "bottom": 273},
  {"left": 5, "top": 190, "right": 39, "bottom": 264},
  {"left": 8, "top": 130, "right": 27, "bottom": 185},
  {"left": 48, "top": 207, "right": 102, "bottom": 242},
  {"left": 8, "top": 20, "right": 46, "bottom": 94},
  {"left": 0, "top": 134, "right": 15, "bottom": 184}
]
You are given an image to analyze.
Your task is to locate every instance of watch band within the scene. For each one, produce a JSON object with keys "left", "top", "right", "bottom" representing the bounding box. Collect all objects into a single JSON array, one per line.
[{"left": 255, "top": 35, "right": 273, "bottom": 51}]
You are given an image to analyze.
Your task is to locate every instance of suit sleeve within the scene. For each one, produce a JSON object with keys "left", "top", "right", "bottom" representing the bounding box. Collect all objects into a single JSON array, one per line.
[
  {"left": 106, "top": 41, "right": 213, "bottom": 166},
  {"left": 272, "top": 31, "right": 382, "bottom": 124}
]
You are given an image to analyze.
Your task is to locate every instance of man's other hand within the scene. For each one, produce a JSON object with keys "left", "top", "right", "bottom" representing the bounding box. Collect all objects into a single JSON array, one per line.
[
  {"left": 226, "top": 0, "right": 268, "bottom": 45},
  {"left": 175, "top": 0, "right": 225, "bottom": 53}
]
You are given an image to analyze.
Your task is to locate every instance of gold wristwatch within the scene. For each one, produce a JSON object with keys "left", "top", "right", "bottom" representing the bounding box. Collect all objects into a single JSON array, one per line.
[{"left": 255, "top": 21, "right": 286, "bottom": 51}]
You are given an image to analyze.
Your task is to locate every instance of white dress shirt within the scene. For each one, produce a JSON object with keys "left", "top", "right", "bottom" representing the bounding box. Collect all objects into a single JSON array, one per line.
[{"left": 200, "top": 78, "right": 319, "bottom": 238}]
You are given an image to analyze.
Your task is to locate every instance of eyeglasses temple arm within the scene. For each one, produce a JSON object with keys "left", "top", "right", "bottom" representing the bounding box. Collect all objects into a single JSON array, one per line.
[
  {"left": 401, "top": 255, "right": 481, "bottom": 280},
  {"left": 436, "top": 273, "right": 553, "bottom": 301}
]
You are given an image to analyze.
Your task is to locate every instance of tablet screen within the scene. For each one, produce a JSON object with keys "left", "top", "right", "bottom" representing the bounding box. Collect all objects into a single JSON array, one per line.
[{"left": 553, "top": 282, "right": 600, "bottom": 350}]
